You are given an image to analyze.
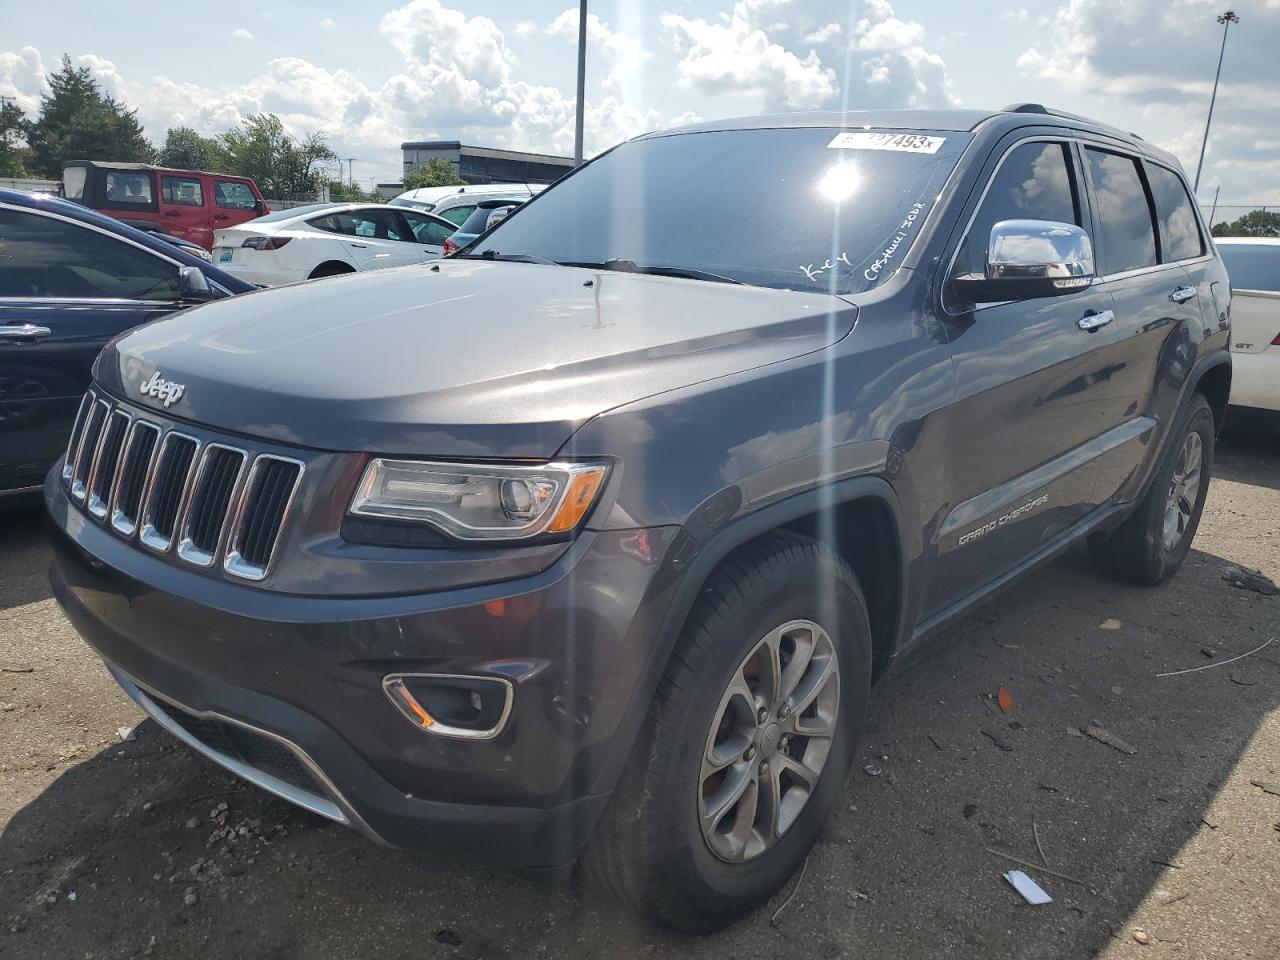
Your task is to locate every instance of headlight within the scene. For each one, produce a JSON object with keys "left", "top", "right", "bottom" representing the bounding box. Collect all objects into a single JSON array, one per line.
[{"left": 349, "top": 459, "right": 609, "bottom": 541}]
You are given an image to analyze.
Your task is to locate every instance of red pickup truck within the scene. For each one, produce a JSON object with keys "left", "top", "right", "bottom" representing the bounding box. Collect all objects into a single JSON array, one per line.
[{"left": 62, "top": 161, "right": 269, "bottom": 250}]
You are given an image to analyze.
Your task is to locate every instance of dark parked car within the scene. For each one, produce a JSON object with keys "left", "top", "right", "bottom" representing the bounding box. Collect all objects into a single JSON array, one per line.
[
  {"left": 45, "top": 106, "right": 1230, "bottom": 932},
  {"left": 442, "top": 198, "right": 524, "bottom": 255},
  {"left": 0, "top": 189, "right": 254, "bottom": 498}
]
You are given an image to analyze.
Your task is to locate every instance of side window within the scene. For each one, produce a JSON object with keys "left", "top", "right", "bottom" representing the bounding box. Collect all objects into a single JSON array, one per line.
[
  {"left": 440, "top": 204, "right": 475, "bottom": 227},
  {"left": 101, "top": 170, "right": 156, "bottom": 210},
  {"left": 0, "top": 210, "right": 181, "bottom": 301},
  {"left": 215, "top": 181, "right": 257, "bottom": 210},
  {"left": 952, "top": 142, "right": 1079, "bottom": 280},
  {"left": 307, "top": 211, "right": 405, "bottom": 240},
  {"left": 1145, "top": 163, "right": 1204, "bottom": 262},
  {"left": 400, "top": 211, "right": 454, "bottom": 244},
  {"left": 162, "top": 175, "right": 204, "bottom": 207},
  {"left": 1084, "top": 148, "right": 1158, "bottom": 275}
]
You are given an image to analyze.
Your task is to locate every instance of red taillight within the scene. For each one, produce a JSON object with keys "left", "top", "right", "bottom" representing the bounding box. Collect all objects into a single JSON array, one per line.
[
  {"left": 241, "top": 237, "right": 292, "bottom": 251},
  {"left": 1272, "top": 332, "right": 1280, "bottom": 346},
  {"left": 443, "top": 237, "right": 459, "bottom": 257}
]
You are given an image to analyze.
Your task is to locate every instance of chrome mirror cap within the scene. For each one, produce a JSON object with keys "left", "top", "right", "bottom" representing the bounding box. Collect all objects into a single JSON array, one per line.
[{"left": 987, "top": 219, "right": 1095, "bottom": 282}]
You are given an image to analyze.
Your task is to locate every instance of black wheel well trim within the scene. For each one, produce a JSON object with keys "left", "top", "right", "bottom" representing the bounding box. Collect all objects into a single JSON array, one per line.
[
  {"left": 1189, "top": 355, "right": 1231, "bottom": 434},
  {"left": 584, "top": 476, "right": 908, "bottom": 803},
  {"left": 310, "top": 260, "right": 356, "bottom": 277}
]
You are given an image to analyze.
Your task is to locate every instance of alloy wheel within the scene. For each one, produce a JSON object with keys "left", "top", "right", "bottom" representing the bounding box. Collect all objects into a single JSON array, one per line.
[
  {"left": 1163, "top": 431, "right": 1203, "bottom": 551},
  {"left": 698, "top": 619, "right": 840, "bottom": 863}
]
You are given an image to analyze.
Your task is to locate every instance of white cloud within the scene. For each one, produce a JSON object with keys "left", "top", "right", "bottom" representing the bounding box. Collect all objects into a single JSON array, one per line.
[
  {"left": 0, "top": 46, "right": 48, "bottom": 114},
  {"left": 231, "top": 28, "right": 255, "bottom": 42},
  {"left": 319, "top": 17, "right": 335, "bottom": 31},
  {"left": 1018, "top": 0, "right": 1280, "bottom": 200},
  {"left": 547, "top": 7, "right": 651, "bottom": 100},
  {"left": 512, "top": 20, "right": 536, "bottom": 38}
]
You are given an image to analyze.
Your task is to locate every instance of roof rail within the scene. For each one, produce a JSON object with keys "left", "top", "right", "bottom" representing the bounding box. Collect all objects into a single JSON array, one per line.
[
  {"left": 1002, "top": 102, "right": 1048, "bottom": 114},
  {"left": 1000, "top": 103, "right": 1146, "bottom": 144}
]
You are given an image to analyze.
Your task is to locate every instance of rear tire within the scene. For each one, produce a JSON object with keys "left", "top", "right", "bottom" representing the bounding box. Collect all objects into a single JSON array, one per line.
[
  {"left": 1088, "top": 393, "right": 1214, "bottom": 586},
  {"left": 585, "top": 531, "right": 872, "bottom": 933},
  {"left": 308, "top": 262, "right": 355, "bottom": 280}
]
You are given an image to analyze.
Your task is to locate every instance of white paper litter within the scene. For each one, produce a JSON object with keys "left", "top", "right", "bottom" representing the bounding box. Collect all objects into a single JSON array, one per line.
[{"left": 1005, "top": 870, "right": 1052, "bottom": 905}]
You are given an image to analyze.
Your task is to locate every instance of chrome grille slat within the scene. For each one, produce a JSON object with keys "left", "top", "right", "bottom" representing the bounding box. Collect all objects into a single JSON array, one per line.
[
  {"left": 62, "top": 389, "right": 300, "bottom": 581},
  {"left": 139, "top": 433, "right": 200, "bottom": 554},
  {"left": 224, "top": 455, "right": 304, "bottom": 581},
  {"left": 87, "top": 410, "right": 131, "bottom": 519},
  {"left": 70, "top": 399, "right": 108, "bottom": 501},
  {"left": 110, "top": 420, "right": 161, "bottom": 537},
  {"left": 176, "top": 445, "right": 247, "bottom": 568},
  {"left": 62, "top": 392, "right": 94, "bottom": 483}
]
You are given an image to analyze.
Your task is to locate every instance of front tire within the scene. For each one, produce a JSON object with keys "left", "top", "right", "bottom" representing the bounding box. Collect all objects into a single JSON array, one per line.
[
  {"left": 586, "top": 532, "right": 872, "bottom": 933},
  {"left": 1089, "top": 393, "right": 1215, "bottom": 585}
]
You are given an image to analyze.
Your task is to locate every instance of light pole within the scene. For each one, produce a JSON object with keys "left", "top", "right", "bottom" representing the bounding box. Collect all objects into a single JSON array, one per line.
[
  {"left": 1193, "top": 10, "right": 1239, "bottom": 194},
  {"left": 573, "top": 0, "right": 587, "bottom": 166}
]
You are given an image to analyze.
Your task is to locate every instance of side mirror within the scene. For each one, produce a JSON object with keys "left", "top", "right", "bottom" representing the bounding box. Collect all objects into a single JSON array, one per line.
[
  {"left": 955, "top": 219, "right": 1095, "bottom": 303},
  {"left": 178, "top": 265, "right": 214, "bottom": 302},
  {"left": 256, "top": 200, "right": 270, "bottom": 216}
]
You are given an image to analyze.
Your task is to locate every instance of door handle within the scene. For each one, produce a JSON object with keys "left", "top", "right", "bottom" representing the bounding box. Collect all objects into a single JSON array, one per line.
[
  {"left": 1169, "top": 286, "right": 1197, "bottom": 303},
  {"left": 1077, "top": 310, "right": 1114, "bottom": 332},
  {"left": 0, "top": 323, "right": 53, "bottom": 342},
  {"left": 164, "top": 210, "right": 181, "bottom": 217}
]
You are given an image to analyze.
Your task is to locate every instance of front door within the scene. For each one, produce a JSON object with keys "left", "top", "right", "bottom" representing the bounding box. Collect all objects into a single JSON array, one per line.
[
  {"left": 0, "top": 206, "right": 183, "bottom": 492},
  {"left": 159, "top": 173, "right": 210, "bottom": 248},
  {"left": 926, "top": 138, "right": 1131, "bottom": 616},
  {"left": 397, "top": 210, "right": 452, "bottom": 260}
]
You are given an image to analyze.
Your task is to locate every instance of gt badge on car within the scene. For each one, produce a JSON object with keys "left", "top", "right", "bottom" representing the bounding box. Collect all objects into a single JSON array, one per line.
[{"left": 139, "top": 371, "right": 186, "bottom": 408}]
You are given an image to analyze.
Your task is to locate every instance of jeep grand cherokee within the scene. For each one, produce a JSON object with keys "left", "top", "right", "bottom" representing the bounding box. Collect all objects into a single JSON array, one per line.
[{"left": 46, "top": 105, "right": 1231, "bottom": 933}]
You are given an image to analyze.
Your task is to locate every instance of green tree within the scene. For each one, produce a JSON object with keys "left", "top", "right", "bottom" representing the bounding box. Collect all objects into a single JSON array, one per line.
[
  {"left": 159, "top": 126, "right": 219, "bottom": 171},
  {"left": 402, "top": 157, "right": 463, "bottom": 191},
  {"left": 0, "top": 99, "right": 27, "bottom": 177},
  {"left": 216, "top": 114, "right": 335, "bottom": 199},
  {"left": 326, "top": 178, "right": 367, "bottom": 202},
  {"left": 1212, "top": 209, "right": 1280, "bottom": 238},
  {"left": 24, "top": 55, "right": 154, "bottom": 178}
]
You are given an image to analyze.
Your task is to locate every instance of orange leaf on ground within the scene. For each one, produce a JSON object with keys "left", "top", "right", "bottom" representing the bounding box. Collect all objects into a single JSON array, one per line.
[{"left": 997, "top": 687, "right": 1015, "bottom": 713}]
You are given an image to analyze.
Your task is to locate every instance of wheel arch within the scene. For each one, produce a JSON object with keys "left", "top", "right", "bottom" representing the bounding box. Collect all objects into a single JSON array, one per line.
[
  {"left": 586, "top": 476, "right": 908, "bottom": 804},
  {"left": 308, "top": 260, "right": 356, "bottom": 279},
  {"left": 1192, "top": 357, "right": 1231, "bottom": 435}
]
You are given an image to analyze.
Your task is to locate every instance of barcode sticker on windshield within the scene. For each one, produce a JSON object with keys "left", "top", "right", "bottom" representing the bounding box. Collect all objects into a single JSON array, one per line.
[{"left": 827, "top": 132, "right": 946, "bottom": 154}]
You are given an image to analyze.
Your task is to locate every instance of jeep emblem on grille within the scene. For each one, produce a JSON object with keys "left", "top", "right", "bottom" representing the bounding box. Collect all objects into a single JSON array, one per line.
[{"left": 139, "top": 371, "right": 185, "bottom": 408}]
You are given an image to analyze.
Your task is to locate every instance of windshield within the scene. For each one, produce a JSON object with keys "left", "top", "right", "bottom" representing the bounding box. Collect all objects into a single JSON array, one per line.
[{"left": 476, "top": 127, "right": 970, "bottom": 296}]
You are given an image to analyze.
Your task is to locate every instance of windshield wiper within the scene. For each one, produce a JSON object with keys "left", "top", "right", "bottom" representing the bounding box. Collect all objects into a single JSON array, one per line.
[
  {"left": 564, "top": 259, "right": 745, "bottom": 285},
  {"left": 455, "top": 250, "right": 559, "bottom": 265}
]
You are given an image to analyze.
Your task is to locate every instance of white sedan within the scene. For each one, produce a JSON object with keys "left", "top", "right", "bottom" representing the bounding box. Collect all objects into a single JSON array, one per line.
[
  {"left": 211, "top": 203, "right": 458, "bottom": 286},
  {"left": 1217, "top": 238, "right": 1280, "bottom": 425}
]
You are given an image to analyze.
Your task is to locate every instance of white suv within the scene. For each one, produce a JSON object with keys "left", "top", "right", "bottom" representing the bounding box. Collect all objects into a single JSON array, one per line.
[{"left": 1217, "top": 238, "right": 1280, "bottom": 424}]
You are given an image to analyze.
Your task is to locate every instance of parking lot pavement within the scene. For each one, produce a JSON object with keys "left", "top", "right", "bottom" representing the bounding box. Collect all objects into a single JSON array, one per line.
[{"left": 2, "top": 432, "right": 1277, "bottom": 960}]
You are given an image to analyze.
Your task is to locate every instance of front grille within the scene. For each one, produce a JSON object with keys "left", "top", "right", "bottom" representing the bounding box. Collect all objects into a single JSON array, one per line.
[
  {"left": 177, "top": 446, "right": 246, "bottom": 565},
  {"left": 162, "top": 705, "right": 323, "bottom": 795},
  {"left": 61, "top": 390, "right": 303, "bottom": 580}
]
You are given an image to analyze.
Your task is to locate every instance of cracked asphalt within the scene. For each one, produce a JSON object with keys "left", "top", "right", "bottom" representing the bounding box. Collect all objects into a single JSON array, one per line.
[{"left": 1, "top": 430, "right": 1277, "bottom": 959}]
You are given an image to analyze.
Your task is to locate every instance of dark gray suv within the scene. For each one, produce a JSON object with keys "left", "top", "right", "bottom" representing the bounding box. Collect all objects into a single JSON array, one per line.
[{"left": 46, "top": 105, "right": 1231, "bottom": 933}]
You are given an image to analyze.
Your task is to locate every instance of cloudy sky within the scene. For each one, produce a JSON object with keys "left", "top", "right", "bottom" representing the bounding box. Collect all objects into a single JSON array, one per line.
[{"left": 3, "top": 0, "right": 1278, "bottom": 207}]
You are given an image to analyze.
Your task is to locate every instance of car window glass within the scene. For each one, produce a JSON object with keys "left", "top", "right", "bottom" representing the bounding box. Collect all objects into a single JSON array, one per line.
[
  {"left": 952, "top": 142, "right": 1079, "bottom": 281},
  {"left": 1085, "top": 149, "right": 1158, "bottom": 274},
  {"left": 0, "top": 209, "right": 181, "bottom": 301},
  {"left": 400, "top": 211, "right": 454, "bottom": 244},
  {"left": 1216, "top": 244, "right": 1280, "bottom": 292},
  {"left": 162, "top": 176, "right": 204, "bottom": 207},
  {"left": 103, "top": 171, "right": 155, "bottom": 206},
  {"left": 308, "top": 210, "right": 406, "bottom": 240},
  {"left": 215, "top": 181, "right": 257, "bottom": 210},
  {"left": 440, "top": 204, "right": 474, "bottom": 227},
  {"left": 1145, "top": 163, "right": 1204, "bottom": 262}
]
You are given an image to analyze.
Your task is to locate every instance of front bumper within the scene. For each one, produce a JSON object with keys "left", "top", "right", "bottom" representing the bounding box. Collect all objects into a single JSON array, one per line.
[{"left": 48, "top": 474, "right": 686, "bottom": 870}]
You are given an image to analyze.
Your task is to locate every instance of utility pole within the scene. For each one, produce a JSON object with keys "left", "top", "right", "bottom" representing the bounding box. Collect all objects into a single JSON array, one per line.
[
  {"left": 1194, "top": 10, "right": 1238, "bottom": 194},
  {"left": 343, "top": 158, "right": 355, "bottom": 187},
  {"left": 573, "top": 0, "right": 587, "bottom": 166},
  {"left": 1207, "top": 184, "right": 1221, "bottom": 230}
]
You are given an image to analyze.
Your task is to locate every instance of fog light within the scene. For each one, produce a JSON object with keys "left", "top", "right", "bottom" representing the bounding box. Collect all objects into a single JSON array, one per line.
[{"left": 382, "top": 674, "right": 513, "bottom": 740}]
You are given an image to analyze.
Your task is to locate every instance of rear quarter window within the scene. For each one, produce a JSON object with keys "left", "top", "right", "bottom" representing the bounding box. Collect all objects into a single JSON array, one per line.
[
  {"left": 1146, "top": 163, "right": 1204, "bottom": 262},
  {"left": 215, "top": 181, "right": 258, "bottom": 210}
]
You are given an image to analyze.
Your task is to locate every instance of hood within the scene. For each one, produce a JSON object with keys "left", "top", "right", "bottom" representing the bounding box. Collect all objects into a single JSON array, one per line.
[{"left": 97, "top": 260, "right": 856, "bottom": 458}]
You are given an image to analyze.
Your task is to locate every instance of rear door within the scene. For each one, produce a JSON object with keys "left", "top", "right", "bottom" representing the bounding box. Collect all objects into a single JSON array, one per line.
[
  {"left": 159, "top": 173, "right": 209, "bottom": 248},
  {"left": 1078, "top": 147, "right": 1209, "bottom": 504},
  {"left": 0, "top": 206, "right": 186, "bottom": 492},
  {"left": 332, "top": 208, "right": 420, "bottom": 271},
  {"left": 927, "top": 137, "right": 1122, "bottom": 615}
]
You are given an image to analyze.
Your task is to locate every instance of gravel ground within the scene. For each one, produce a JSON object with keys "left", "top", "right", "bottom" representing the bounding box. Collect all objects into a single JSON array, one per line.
[{"left": 1, "top": 431, "right": 1277, "bottom": 960}]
